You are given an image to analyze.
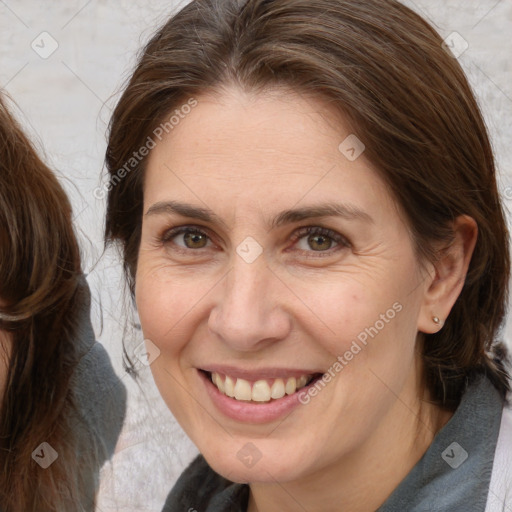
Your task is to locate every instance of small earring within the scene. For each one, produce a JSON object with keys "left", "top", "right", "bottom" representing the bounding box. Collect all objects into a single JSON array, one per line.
[{"left": 432, "top": 316, "right": 441, "bottom": 325}]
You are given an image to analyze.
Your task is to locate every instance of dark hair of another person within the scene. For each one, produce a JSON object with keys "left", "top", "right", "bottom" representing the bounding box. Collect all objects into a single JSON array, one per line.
[
  {"left": 104, "top": 0, "right": 511, "bottom": 407},
  {"left": 0, "top": 94, "right": 93, "bottom": 511}
]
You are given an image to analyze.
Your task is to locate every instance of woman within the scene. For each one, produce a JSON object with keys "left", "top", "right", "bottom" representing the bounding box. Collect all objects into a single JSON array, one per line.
[
  {"left": 104, "top": 0, "right": 512, "bottom": 510},
  {"left": 0, "top": 93, "right": 126, "bottom": 511}
]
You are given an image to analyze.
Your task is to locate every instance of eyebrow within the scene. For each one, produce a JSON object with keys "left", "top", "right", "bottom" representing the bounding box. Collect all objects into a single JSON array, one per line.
[
  {"left": 145, "top": 200, "right": 373, "bottom": 228},
  {"left": 270, "top": 203, "right": 373, "bottom": 229},
  {"left": 145, "top": 200, "right": 226, "bottom": 227}
]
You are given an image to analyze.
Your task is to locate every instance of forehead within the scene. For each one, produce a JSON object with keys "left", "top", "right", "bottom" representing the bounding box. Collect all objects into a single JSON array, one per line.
[{"left": 143, "top": 86, "right": 394, "bottom": 219}]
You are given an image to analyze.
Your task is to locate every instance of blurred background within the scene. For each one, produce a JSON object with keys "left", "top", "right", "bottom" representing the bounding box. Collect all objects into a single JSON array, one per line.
[{"left": 1, "top": 0, "right": 511, "bottom": 510}]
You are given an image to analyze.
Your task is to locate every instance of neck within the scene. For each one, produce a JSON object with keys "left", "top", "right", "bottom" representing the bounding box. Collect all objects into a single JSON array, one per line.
[{"left": 247, "top": 376, "right": 454, "bottom": 512}]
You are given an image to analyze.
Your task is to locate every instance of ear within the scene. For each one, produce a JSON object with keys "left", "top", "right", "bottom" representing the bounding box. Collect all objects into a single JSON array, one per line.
[{"left": 417, "top": 215, "right": 478, "bottom": 334}]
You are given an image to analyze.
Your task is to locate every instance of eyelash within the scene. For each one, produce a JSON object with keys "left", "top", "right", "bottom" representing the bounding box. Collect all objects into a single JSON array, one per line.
[
  {"left": 159, "top": 224, "right": 350, "bottom": 256},
  {"left": 289, "top": 226, "right": 350, "bottom": 256}
]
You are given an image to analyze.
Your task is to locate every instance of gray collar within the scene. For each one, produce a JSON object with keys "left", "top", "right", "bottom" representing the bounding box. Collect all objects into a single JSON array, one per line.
[{"left": 378, "top": 373, "right": 504, "bottom": 512}]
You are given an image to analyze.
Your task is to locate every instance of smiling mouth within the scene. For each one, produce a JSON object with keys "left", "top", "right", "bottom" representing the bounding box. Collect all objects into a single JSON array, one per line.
[{"left": 202, "top": 370, "right": 321, "bottom": 403}]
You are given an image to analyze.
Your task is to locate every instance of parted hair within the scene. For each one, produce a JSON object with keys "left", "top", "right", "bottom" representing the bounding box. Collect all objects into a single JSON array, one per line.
[{"left": 104, "top": 0, "right": 510, "bottom": 406}]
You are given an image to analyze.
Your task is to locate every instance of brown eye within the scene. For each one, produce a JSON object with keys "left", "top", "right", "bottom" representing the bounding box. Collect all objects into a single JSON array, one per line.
[
  {"left": 182, "top": 231, "right": 208, "bottom": 249},
  {"left": 161, "top": 226, "right": 212, "bottom": 250},
  {"left": 292, "top": 226, "right": 349, "bottom": 256},
  {"left": 307, "top": 234, "right": 334, "bottom": 251}
]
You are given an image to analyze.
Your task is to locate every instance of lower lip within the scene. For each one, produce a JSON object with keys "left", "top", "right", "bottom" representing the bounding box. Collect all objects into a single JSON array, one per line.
[{"left": 199, "top": 370, "right": 307, "bottom": 424}]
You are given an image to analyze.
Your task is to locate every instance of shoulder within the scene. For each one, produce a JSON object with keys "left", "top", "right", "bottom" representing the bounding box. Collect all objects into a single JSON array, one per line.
[
  {"left": 69, "top": 277, "right": 127, "bottom": 457},
  {"left": 72, "top": 341, "right": 126, "bottom": 447},
  {"left": 486, "top": 398, "right": 512, "bottom": 511},
  {"left": 163, "top": 455, "right": 249, "bottom": 512}
]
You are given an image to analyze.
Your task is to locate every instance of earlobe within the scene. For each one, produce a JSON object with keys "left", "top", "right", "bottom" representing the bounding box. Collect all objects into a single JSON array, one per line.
[
  {"left": 432, "top": 316, "right": 443, "bottom": 327},
  {"left": 417, "top": 215, "right": 478, "bottom": 334}
]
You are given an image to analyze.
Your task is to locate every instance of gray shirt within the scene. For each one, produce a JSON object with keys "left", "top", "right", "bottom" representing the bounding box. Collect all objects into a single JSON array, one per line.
[
  {"left": 70, "top": 278, "right": 127, "bottom": 509},
  {"left": 163, "top": 373, "right": 504, "bottom": 511}
]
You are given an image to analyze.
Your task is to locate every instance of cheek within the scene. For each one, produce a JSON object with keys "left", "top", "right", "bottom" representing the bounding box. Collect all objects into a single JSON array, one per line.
[
  {"left": 296, "top": 260, "right": 422, "bottom": 387},
  {"left": 134, "top": 266, "right": 209, "bottom": 419},
  {"left": 292, "top": 267, "right": 416, "bottom": 348},
  {"left": 135, "top": 257, "right": 212, "bottom": 334}
]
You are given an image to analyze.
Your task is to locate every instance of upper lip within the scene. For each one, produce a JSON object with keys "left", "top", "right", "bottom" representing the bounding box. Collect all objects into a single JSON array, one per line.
[{"left": 199, "top": 365, "right": 322, "bottom": 380}]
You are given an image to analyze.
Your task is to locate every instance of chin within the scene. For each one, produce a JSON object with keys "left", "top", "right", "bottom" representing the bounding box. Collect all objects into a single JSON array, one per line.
[{"left": 201, "top": 442, "right": 312, "bottom": 484}]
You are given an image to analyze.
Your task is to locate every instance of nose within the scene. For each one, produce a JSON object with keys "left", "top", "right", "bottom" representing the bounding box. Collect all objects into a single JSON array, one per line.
[{"left": 207, "top": 254, "right": 292, "bottom": 352}]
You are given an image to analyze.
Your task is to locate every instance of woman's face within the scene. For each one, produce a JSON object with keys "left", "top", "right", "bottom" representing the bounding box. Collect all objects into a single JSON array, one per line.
[{"left": 136, "top": 87, "right": 434, "bottom": 483}]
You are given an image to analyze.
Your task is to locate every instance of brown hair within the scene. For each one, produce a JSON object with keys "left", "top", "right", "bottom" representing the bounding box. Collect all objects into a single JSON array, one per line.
[
  {"left": 105, "top": 0, "right": 510, "bottom": 406},
  {"left": 0, "top": 94, "right": 90, "bottom": 511}
]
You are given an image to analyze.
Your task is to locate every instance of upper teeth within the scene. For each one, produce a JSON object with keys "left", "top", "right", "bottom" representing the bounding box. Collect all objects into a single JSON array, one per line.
[{"left": 210, "top": 372, "right": 311, "bottom": 402}]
